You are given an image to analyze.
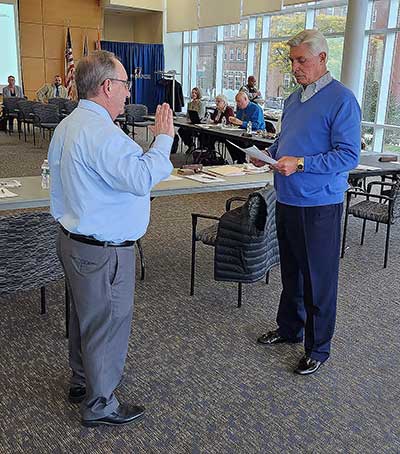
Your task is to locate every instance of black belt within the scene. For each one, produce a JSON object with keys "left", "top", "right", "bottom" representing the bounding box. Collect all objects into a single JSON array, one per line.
[{"left": 60, "top": 225, "right": 135, "bottom": 248}]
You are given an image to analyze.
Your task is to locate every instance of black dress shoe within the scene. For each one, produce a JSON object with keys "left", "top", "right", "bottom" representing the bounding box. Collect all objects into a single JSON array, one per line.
[
  {"left": 68, "top": 386, "right": 86, "bottom": 404},
  {"left": 257, "top": 329, "right": 302, "bottom": 345},
  {"left": 294, "top": 355, "right": 323, "bottom": 375},
  {"left": 81, "top": 404, "right": 145, "bottom": 427}
]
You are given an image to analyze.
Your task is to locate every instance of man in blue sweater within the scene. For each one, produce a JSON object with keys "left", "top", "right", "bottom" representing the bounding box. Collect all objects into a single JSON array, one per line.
[
  {"left": 255, "top": 29, "right": 361, "bottom": 375},
  {"left": 226, "top": 91, "right": 266, "bottom": 163}
]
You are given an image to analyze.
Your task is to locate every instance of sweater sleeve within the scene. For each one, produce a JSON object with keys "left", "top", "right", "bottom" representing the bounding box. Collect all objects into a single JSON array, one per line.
[{"left": 304, "top": 96, "right": 361, "bottom": 174}]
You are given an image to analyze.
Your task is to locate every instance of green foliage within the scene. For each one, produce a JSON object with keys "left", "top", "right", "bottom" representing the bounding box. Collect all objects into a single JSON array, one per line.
[{"left": 268, "top": 13, "right": 347, "bottom": 96}]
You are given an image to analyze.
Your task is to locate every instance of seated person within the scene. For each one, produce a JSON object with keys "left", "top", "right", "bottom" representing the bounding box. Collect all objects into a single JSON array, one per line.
[
  {"left": 177, "top": 87, "right": 206, "bottom": 153},
  {"left": 239, "top": 76, "right": 262, "bottom": 102},
  {"left": 2, "top": 75, "right": 24, "bottom": 132},
  {"left": 201, "top": 94, "right": 234, "bottom": 151},
  {"left": 2, "top": 75, "right": 24, "bottom": 98},
  {"left": 36, "top": 75, "right": 68, "bottom": 102},
  {"left": 226, "top": 92, "right": 265, "bottom": 163}
]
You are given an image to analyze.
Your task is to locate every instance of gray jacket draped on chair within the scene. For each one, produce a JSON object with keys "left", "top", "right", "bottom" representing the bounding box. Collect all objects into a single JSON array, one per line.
[{"left": 214, "top": 184, "right": 279, "bottom": 283}]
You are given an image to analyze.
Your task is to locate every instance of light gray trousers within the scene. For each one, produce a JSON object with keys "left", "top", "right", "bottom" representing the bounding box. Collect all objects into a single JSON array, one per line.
[{"left": 57, "top": 230, "right": 135, "bottom": 420}]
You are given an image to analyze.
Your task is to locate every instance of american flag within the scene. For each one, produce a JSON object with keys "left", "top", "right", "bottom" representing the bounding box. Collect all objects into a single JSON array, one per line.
[
  {"left": 65, "top": 28, "right": 75, "bottom": 98},
  {"left": 95, "top": 28, "right": 101, "bottom": 51}
]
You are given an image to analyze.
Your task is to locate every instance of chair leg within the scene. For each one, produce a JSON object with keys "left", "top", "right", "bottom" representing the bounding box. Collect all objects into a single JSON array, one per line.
[
  {"left": 265, "top": 270, "right": 270, "bottom": 284},
  {"left": 40, "top": 286, "right": 46, "bottom": 314},
  {"left": 384, "top": 223, "right": 391, "bottom": 268},
  {"left": 341, "top": 204, "right": 350, "bottom": 258},
  {"left": 33, "top": 125, "right": 36, "bottom": 146},
  {"left": 375, "top": 222, "right": 379, "bottom": 233},
  {"left": 237, "top": 283, "right": 242, "bottom": 308},
  {"left": 360, "top": 219, "right": 367, "bottom": 245},
  {"left": 65, "top": 283, "right": 70, "bottom": 339},
  {"left": 136, "top": 239, "right": 145, "bottom": 281},
  {"left": 190, "top": 216, "right": 197, "bottom": 296}
]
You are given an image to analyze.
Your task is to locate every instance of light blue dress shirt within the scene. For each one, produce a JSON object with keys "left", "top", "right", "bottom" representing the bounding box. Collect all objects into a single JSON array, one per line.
[{"left": 49, "top": 99, "right": 173, "bottom": 243}]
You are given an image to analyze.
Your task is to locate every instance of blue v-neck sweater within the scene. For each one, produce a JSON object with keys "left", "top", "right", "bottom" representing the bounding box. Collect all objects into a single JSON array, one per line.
[{"left": 268, "top": 79, "right": 361, "bottom": 207}]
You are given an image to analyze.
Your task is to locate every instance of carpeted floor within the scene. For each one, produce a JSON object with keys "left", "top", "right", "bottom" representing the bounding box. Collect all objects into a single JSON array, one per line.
[{"left": 0, "top": 130, "right": 399, "bottom": 454}]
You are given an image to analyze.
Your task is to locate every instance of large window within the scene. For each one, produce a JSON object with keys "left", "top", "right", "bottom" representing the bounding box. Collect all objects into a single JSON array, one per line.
[{"left": 180, "top": 0, "right": 400, "bottom": 151}]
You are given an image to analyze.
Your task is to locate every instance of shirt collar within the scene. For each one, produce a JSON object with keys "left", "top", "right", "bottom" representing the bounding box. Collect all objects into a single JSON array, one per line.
[
  {"left": 300, "top": 71, "right": 333, "bottom": 103},
  {"left": 78, "top": 99, "right": 114, "bottom": 122}
]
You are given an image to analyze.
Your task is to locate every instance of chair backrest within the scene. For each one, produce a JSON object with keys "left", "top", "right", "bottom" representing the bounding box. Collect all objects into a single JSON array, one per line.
[
  {"left": 48, "top": 97, "right": 68, "bottom": 113},
  {"left": 17, "top": 100, "right": 37, "bottom": 119},
  {"left": 0, "top": 211, "right": 64, "bottom": 297},
  {"left": 214, "top": 184, "right": 279, "bottom": 283},
  {"left": 32, "top": 103, "right": 60, "bottom": 123},
  {"left": 64, "top": 100, "right": 78, "bottom": 115},
  {"left": 390, "top": 181, "right": 400, "bottom": 222},
  {"left": 3, "top": 97, "right": 25, "bottom": 114},
  {"left": 125, "top": 104, "right": 148, "bottom": 122}
]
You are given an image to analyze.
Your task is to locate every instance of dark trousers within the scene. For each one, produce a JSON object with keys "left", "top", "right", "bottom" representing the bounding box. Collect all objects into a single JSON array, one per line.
[
  {"left": 178, "top": 126, "right": 196, "bottom": 148},
  {"left": 275, "top": 201, "right": 343, "bottom": 362},
  {"left": 57, "top": 231, "right": 136, "bottom": 420}
]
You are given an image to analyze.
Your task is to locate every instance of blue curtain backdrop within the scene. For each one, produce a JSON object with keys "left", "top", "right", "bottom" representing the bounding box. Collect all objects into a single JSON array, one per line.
[{"left": 101, "top": 41, "right": 164, "bottom": 113}]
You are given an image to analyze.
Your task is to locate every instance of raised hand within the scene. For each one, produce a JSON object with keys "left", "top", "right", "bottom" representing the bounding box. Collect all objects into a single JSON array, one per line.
[{"left": 152, "top": 103, "right": 174, "bottom": 138}]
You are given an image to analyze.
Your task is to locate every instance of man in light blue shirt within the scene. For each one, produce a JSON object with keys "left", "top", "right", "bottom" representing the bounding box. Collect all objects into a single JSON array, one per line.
[{"left": 49, "top": 50, "right": 174, "bottom": 427}]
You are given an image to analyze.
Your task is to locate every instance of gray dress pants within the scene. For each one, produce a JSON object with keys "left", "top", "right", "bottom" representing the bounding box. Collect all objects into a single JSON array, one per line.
[{"left": 57, "top": 230, "right": 135, "bottom": 420}]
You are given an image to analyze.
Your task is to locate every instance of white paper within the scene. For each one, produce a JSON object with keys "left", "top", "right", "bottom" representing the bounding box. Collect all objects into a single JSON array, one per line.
[
  {"left": 356, "top": 164, "right": 382, "bottom": 171},
  {"left": 184, "top": 173, "right": 225, "bottom": 183},
  {"left": 0, "top": 179, "right": 22, "bottom": 188},
  {"left": 163, "top": 174, "right": 183, "bottom": 181},
  {"left": 0, "top": 188, "right": 18, "bottom": 198},
  {"left": 226, "top": 141, "right": 278, "bottom": 165}
]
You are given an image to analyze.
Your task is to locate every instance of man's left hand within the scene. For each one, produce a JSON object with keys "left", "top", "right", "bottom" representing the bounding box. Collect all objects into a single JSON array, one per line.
[{"left": 274, "top": 156, "right": 298, "bottom": 176}]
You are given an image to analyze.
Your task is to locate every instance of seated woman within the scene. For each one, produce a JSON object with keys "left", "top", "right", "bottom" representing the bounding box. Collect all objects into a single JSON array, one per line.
[
  {"left": 201, "top": 94, "right": 234, "bottom": 151},
  {"left": 177, "top": 87, "right": 206, "bottom": 153}
]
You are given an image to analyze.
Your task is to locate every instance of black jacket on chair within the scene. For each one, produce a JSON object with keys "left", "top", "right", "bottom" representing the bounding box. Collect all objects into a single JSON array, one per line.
[{"left": 214, "top": 185, "right": 279, "bottom": 283}]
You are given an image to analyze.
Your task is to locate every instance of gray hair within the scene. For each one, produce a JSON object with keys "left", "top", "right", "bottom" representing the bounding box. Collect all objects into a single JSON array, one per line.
[
  {"left": 216, "top": 94, "right": 228, "bottom": 105},
  {"left": 75, "top": 50, "right": 119, "bottom": 99},
  {"left": 287, "top": 29, "right": 329, "bottom": 58}
]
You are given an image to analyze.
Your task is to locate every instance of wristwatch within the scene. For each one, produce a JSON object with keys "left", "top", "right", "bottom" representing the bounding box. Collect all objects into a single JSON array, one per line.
[{"left": 296, "top": 157, "right": 304, "bottom": 172}]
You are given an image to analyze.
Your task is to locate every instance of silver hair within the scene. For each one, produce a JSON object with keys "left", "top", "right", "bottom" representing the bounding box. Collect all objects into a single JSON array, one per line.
[
  {"left": 287, "top": 29, "right": 329, "bottom": 58},
  {"left": 75, "top": 50, "right": 119, "bottom": 99},
  {"left": 215, "top": 94, "right": 228, "bottom": 105}
]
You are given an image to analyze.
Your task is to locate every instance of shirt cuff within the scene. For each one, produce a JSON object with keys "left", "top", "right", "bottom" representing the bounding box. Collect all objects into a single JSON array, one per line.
[{"left": 153, "top": 134, "right": 174, "bottom": 153}]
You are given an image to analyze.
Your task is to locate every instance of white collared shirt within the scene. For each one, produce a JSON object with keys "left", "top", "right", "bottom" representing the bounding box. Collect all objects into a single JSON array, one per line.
[{"left": 300, "top": 72, "right": 333, "bottom": 103}]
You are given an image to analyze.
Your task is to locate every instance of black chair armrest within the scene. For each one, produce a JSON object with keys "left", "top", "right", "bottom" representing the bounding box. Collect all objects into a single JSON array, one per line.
[
  {"left": 366, "top": 180, "right": 396, "bottom": 193},
  {"left": 348, "top": 192, "right": 393, "bottom": 203},
  {"left": 191, "top": 213, "right": 220, "bottom": 222},
  {"left": 225, "top": 196, "right": 246, "bottom": 212}
]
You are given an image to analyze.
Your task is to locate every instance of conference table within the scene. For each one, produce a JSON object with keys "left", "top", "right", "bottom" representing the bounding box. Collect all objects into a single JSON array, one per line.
[
  {"left": 1, "top": 153, "right": 399, "bottom": 212},
  {"left": 0, "top": 168, "right": 274, "bottom": 212},
  {"left": 144, "top": 115, "right": 276, "bottom": 148}
]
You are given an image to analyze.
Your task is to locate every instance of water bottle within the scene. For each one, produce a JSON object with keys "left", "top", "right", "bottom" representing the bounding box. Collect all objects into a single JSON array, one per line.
[
  {"left": 246, "top": 121, "right": 252, "bottom": 135},
  {"left": 41, "top": 159, "right": 50, "bottom": 189},
  {"left": 221, "top": 116, "right": 227, "bottom": 128},
  {"left": 205, "top": 111, "right": 211, "bottom": 124}
]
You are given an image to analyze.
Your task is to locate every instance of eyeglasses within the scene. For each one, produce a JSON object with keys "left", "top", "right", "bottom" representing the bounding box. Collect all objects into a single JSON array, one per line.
[{"left": 102, "top": 78, "right": 132, "bottom": 90}]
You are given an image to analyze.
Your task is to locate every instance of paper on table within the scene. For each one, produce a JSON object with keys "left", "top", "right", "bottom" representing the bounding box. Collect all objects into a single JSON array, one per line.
[
  {"left": 356, "top": 164, "right": 382, "bottom": 171},
  {"left": 0, "top": 179, "right": 22, "bottom": 188},
  {"left": 163, "top": 174, "right": 183, "bottom": 181},
  {"left": 184, "top": 173, "right": 225, "bottom": 184},
  {"left": 0, "top": 188, "right": 18, "bottom": 198},
  {"left": 226, "top": 141, "right": 278, "bottom": 165}
]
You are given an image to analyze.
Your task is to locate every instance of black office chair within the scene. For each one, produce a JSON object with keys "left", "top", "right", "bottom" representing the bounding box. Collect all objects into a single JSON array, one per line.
[
  {"left": 125, "top": 104, "right": 153, "bottom": 141},
  {"left": 32, "top": 103, "right": 60, "bottom": 146},
  {"left": 190, "top": 185, "right": 279, "bottom": 307},
  {"left": 2, "top": 97, "right": 24, "bottom": 135},
  {"left": 17, "top": 100, "right": 37, "bottom": 142},
  {"left": 341, "top": 180, "right": 400, "bottom": 268},
  {"left": 0, "top": 211, "right": 69, "bottom": 336}
]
